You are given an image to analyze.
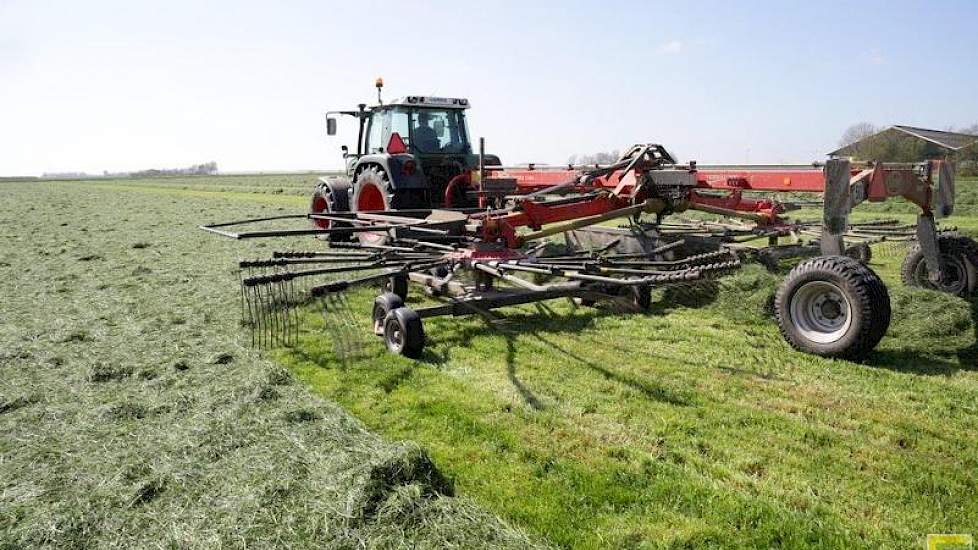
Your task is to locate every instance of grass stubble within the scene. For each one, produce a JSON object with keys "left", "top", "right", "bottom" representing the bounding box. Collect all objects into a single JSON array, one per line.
[{"left": 0, "top": 180, "right": 540, "bottom": 549}]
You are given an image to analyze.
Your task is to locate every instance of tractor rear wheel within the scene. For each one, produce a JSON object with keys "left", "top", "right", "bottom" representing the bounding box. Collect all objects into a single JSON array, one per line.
[
  {"left": 309, "top": 180, "right": 352, "bottom": 242},
  {"left": 383, "top": 307, "right": 425, "bottom": 358},
  {"left": 775, "top": 256, "right": 890, "bottom": 360},
  {"left": 900, "top": 234, "right": 978, "bottom": 297}
]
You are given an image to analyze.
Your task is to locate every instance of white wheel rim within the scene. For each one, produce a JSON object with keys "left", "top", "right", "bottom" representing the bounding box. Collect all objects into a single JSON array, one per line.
[{"left": 789, "top": 281, "right": 852, "bottom": 344}]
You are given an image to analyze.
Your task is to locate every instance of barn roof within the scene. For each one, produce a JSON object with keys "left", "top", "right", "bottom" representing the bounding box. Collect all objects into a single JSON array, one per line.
[{"left": 829, "top": 125, "right": 978, "bottom": 157}]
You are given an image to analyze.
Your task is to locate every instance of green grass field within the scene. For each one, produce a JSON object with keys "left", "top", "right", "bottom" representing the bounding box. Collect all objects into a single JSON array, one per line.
[{"left": 3, "top": 175, "right": 978, "bottom": 548}]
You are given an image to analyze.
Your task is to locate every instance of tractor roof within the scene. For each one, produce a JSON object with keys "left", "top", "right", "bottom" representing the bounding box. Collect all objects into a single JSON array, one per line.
[{"left": 385, "top": 96, "right": 471, "bottom": 109}]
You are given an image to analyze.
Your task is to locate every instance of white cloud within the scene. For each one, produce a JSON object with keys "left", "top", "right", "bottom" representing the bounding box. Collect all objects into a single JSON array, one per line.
[
  {"left": 864, "top": 48, "right": 885, "bottom": 65},
  {"left": 657, "top": 40, "right": 683, "bottom": 55}
]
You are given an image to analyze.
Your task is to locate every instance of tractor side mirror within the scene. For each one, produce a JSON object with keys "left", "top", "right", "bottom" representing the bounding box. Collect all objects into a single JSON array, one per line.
[
  {"left": 341, "top": 145, "right": 349, "bottom": 158},
  {"left": 326, "top": 117, "right": 337, "bottom": 136}
]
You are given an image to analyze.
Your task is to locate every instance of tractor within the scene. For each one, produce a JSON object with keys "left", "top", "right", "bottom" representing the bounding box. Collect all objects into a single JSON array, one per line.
[{"left": 311, "top": 79, "right": 499, "bottom": 243}]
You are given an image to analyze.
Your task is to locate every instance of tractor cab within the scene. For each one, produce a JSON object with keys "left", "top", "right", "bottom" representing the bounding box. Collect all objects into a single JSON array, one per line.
[
  {"left": 320, "top": 82, "right": 500, "bottom": 224},
  {"left": 362, "top": 96, "right": 472, "bottom": 158}
]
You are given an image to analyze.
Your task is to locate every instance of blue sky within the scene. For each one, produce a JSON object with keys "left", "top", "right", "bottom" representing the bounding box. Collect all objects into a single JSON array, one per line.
[{"left": 1, "top": 0, "right": 976, "bottom": 175}]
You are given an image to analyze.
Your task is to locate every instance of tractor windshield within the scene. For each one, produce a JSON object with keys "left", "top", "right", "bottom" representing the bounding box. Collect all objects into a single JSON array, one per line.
[{"left": 408, "top": 109, "right": 470, "bottom": 155}]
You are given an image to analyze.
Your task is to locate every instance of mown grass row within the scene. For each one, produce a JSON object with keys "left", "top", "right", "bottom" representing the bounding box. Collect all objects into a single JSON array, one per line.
[{"left": 0, "top": 181, "right": 540, "bottom": 549}]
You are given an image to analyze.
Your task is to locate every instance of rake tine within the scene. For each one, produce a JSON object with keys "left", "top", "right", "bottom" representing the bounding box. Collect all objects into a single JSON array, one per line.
[
  {"left": 262, "top": 280, "right": 274, "bottom": 348},
  {"left": 239, "top": 265, "right": 247, "bottom": 320},
  {"left": 260, "top": 281, "right": 272, "bottom": 349},
  {"left": 276, "top": 274, "right": 287, "bottom": 346},
  {"left": 275, "top": 277, "right": 287, "bottom": 347},
  {"left": 264, "top": 278, "right": 276, "bottom": 347},
  {"left": 280, "top": 277, "right": 290, "bottom": 347},
  {"left": 275, "top": 275, "right": 288, "bottom": 347},
  {"left": 253, "top": 282, "right": 264, "bottom": 348},
  {"left": 289, "top": 277, "right": 299, "bottom": 347},
  {"left": 243, "top": 280, "right": 256, "bottom": 347}
]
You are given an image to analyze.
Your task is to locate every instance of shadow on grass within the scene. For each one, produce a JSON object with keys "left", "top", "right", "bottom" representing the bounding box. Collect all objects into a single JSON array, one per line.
[
  {"left": 648, "top": 281, "right": 720, "bottom": 315},
  {"left": 865, "top": 349, "right": 966, "bottom": 376},
  {"left": 426, "top": 303, "right": 693, "bottom": 409},
  {"left": 867, "top": 297, "right": 978, "bottom": 376},
  {"left": 961, "top": 296, "right": 978, "bottom": 365}
]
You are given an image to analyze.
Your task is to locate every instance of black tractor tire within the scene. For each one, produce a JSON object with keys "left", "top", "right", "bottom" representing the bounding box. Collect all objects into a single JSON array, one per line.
[
  {"left": 900, "top": 234, "right": 978, "bottom": 297},
  {"left": 309, "top": 180, "right": 353, "bottom": 242},
  {"left": 845, "top": 242, "right": 872, "bottom": 265},
  {"left": 383, "top": 307, "right": 425, "bottom": 358},
  {"left": 384, "top": 274, "right": 409, "bottom": 301},
  {"left": 775, "top": 255, "right": 891, "bottom": 360},
  {"left": 372, "top": 292, "right": 404, "bottom": 336}
]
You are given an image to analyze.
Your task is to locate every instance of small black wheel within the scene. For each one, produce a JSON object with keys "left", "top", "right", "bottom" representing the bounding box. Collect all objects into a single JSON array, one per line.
[
  {"left": 775, "top": 255, "right": 890, "bottom": 360},
  {"left": 845, "top": 242, "right": 872, "bottom": 264},
  {"left": 619, "top": 285, "right": 651, "bottom": 311},
  {"left": 384, "top": 274, "right": 409, "bottom": 301},
  {"left": 430, "top": 265, "right": 450, "bottom": 278},
  {"left": 900, "top": 234, "right": 978, "bottom": 297},
  {"left": 573, "top": 283, "right": 605, "bottom": 307},
  {"left": 383, "top": 307, "right": 425, "bottom": 358},
  {"left": 372, "top": 292, "right": 404, "bottom": 336}
]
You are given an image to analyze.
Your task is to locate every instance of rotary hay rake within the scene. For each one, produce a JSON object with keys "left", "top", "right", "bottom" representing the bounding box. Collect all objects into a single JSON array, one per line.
[
  {"left": 203, "top": 144, "right": 975, "bottom": 361},
  {"left": 230, "top": 225, "right": 741, "bottom": 357}
]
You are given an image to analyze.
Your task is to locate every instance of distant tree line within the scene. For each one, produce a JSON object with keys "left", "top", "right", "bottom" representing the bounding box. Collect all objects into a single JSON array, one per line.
[
  {"left": 568, "top": 151, "right": 620, "bottom": 166},
  {"left": 41, "top": 161, "right": 219, "bottom": 179},
  {"left": 838, "top": 123, "right": 978, "bottom": 176},
  {"left": 112, "top": 161, "right": 219, "bottom": 178}
]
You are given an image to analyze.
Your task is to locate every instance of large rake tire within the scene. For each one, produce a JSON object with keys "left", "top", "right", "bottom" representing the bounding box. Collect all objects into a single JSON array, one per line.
[
  {"left": 383, "top": 307, "right": 425, "bottom": 358},
  {"left": 309, "top": 180, "right": 352, "bottom": 242},
  {"left": 900, "top": 234, "right": 978, "bottom": 297},
  {"left": 372, "top": 292, "right": 404, "bottom": 336},
  {"left": 775, "top": 256, "right": 890, "bottom": 360}
]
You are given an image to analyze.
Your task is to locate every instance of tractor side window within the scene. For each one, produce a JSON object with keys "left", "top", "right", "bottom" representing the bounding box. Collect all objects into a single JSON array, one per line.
[
  {"left": 390, "top": 110, "right": 410, "bottom": 148},
  {"left": 365, "top": 112, "right": 386, "bottom": 154}
]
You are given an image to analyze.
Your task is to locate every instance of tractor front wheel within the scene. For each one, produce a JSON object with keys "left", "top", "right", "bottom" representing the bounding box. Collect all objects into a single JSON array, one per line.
[
  {"left": 310, "top": 180, "right": 352, "bottom": 242},
  {"left": 353, "top": 167, "right": 395, "bottom": 246},
  {"left": 775, "top": 256, "right": 890, "bottom": 360},
  {"left": 900, "top": 234, "right": 978, "bottom": 297}
]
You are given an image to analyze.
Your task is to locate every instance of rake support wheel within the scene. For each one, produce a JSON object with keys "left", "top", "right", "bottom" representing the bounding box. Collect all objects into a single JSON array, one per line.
[
  {"left": 372, "top": 292, "right": 404, "bottom": 336},
  {"left": 775, "top": 255, "right": 890, "bottom": 360},
  {"left": 383, "top": 307, "right": 425, "bottom": 358},
  {"left": 620, "top": 284, "right": 651, "bottom": 311},
  {"left": 900, "top": 234, "right": 978, "bottom": 297},
  {"left": 844, "top": 242, "right": 872, "bottom": 265},
  {"left": 385, "top": 274, "right": 409, "bottom": 301}
]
